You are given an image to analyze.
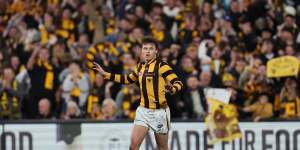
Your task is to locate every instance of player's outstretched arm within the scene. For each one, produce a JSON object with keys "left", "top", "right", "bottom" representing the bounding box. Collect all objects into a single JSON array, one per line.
[{"left": 93, "top": 61, "right": 138, "bottom": 84}]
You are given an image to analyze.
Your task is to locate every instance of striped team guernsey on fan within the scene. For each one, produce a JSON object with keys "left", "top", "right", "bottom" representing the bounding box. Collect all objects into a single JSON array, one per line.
[{"left": 103, "top": 58, "right": 183, "bottom": 109}]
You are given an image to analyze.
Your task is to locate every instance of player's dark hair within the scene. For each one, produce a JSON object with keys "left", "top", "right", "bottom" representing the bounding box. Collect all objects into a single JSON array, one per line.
[{"left": 142, "top": 36, "right": 159, "bottom": 51}]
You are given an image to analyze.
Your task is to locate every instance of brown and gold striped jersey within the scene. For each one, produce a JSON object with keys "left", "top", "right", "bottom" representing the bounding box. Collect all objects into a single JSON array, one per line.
[{"left": 103, "top": 58, "right": 183, "bottom": 109}]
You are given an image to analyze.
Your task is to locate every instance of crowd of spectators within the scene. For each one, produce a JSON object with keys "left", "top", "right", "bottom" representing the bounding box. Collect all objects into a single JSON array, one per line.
[{"left": 0, "top": 0, "right": 299, "bottom": 121}]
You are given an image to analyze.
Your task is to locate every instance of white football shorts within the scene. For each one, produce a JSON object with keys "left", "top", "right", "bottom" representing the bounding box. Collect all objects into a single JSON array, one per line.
[{"left": 134, "top": 106, "right": 171, "bottom": 134}]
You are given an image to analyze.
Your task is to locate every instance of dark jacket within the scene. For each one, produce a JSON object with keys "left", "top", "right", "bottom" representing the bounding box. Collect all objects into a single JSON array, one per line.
[{"left": 183, "top": 87, "right": 208, "bottom": 118}]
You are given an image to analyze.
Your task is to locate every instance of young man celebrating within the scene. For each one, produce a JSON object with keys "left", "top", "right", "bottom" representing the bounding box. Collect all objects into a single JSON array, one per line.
[{"left": 93, "top": 37, "right": 183, "bottom": 150}]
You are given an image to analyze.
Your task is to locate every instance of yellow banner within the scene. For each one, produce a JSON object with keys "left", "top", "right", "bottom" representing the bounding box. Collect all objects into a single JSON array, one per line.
[
  {"left": 267, "top": 56, "right": 300, "bottom": 78},
  {"left": 205, "top": 98, "right": 242, "bottom": 144}
]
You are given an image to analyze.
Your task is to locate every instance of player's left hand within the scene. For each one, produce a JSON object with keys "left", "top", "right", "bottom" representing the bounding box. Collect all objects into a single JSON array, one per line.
[{"left": 93, "top": 61, "right": 105, "bottom": 74}]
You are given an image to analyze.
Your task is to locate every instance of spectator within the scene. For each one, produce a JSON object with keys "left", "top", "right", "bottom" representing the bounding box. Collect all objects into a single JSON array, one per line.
[
  {"left": 38, "top": 98, "right": 52, "bottom": 119},
  {"left": 135, "top": 6, "right": 151, "bottom": 33},
  {"left": 277, "top": 10, "right": 298, "bottom": 38},
  {"left": 238, "top": 18, "right": 258, "bottom": 52},
  {"left": 243, "top": 94, "right": 273, "bottom": 122},
  {"left": 62, "top": 61, "right": 90, "bottom": 111},
  {"left": 128, "top": 27, "right": 144, "bottom": 45},
  {"left": 151, "top": 17, "right": 173, "bottom": 48},
  {"left": 240, "top": 58, "right": 270, "bottom": 105},
  {"left": 86, "top": 73, "right": 106, "bottom": 118},
  {"left": 88, "top": 101, "right": 102, "bottom": 120},
  {"left": 183, "top": 76, "right": 207, "bottom": 119},
  {"left": 200, "top": 66, "right": 212, "bottom": 81},
  {"left": 168, "top": 44, "right": 182, "bottom": 66},
  {"left": 51, "top": 43, "right": 67, "bottom": 71},
  {"left": 25, "top": 46, "right": 59, "bottom": 119},
  {"left": 64, "top": 100, "right": 82, "bottom": 120},
  {"left": 278, "top": 78, "right": 300, "bottom": 119},
  {"left": 229, "top": 58, "right": 246, "bottom": 81},
  {"left": 177, "top": 55, "right": 197, "bottom": 86},
  {"left": 9, "top": 55, "right": 29, "bottom": 99},
  {"left": 198, "top": 70, "right": 221, "bottom": 88},
  {"left": 186, "top": 45, "right": 200, "bottom": 64},
  {"left": 226, "top": 86, "right": 245, "bottom": 119},
  {"left": 285, "top": 45, "right": 296, "bottom": 56},
  {"left": 0, "top": 66, "right": 22, "bottom": 119},
  {"left": 259, "top": 39, "right": 276, "bottom": 64},
  {"left": 210, "top": 46, "right": 225, "bottom": 75},
  {"left": 100, "top": 98, "right": 117, "bottom": 120},
  {"left": 115, "top": 84, "right": 140, "bottom": 119},
  {"left": 222, "top": 72, "right": 237, "bottom": 88}
]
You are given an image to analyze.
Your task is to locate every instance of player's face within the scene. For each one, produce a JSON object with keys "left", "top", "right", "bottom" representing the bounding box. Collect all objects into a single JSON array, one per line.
[{"left": 142, "top": 43, "right": 157, "bottom": 62}]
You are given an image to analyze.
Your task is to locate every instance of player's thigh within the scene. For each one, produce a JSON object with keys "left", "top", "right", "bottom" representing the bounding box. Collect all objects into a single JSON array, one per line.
[
  {"left": 130, "top": 125, "right": 149, "bottom": 146},
  {"left": 154, "top": 133, "right": 169, "bottom": 150}
]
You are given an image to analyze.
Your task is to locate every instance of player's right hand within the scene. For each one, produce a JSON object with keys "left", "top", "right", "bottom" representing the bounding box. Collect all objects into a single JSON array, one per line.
[
  {"left": 93, "top": 61, "right": 105, "bottom": 74},
  {"left": 164, "top": 84, "right": 174, "bottom": 94}
]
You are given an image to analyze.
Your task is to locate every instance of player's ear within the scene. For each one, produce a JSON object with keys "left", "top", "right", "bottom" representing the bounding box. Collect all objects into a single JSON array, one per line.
[
  {"left": 155, "top": 48, "right": 159, "bottom": 55},
  {"left": 156, "top": 50, "right": 159, "bottom": 57}
]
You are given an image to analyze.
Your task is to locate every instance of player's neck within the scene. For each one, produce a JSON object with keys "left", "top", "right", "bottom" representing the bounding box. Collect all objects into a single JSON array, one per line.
[{"left": 146, "top": 58, "right": 156, "bottom": 64}]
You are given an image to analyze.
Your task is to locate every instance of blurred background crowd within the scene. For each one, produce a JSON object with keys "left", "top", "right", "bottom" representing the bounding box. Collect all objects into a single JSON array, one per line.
[{"left": 0, "top": 0, "right": 299, "bottom": 121}]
